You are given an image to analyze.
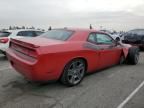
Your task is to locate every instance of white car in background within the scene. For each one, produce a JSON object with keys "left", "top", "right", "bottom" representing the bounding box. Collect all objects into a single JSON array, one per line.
[
  {"left": 100, "top": 30, "right": 122, "bottom": 41},
  {"left": 110, "top": 33, "right": 121, "bottom": 41},
  {"left": 0, "top": 29, "right": 44, "bottom": 55}
]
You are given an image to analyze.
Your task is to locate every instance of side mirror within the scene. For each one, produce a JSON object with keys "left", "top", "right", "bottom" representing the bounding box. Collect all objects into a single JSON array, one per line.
[
  {"left": 115, "top": 38, "right": 121, "bottom": 45},
  {"left": 115, "top": 37, "right": 120, "bottom": 42}
]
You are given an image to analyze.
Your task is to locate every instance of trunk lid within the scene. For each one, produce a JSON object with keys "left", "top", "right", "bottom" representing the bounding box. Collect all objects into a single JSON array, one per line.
[
  {"left": 9, "top": 37, "right": 64, "bottom": 58},
  {"left": 11, "top": 37, "right": 64, "bottom": 47}
]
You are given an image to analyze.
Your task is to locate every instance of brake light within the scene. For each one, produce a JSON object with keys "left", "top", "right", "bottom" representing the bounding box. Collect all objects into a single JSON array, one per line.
[
  {"left": 28, "top": 50, "right": 37, "bottom": 58},
  {"left": 0, "top": 38, "right": 9, "bottom": 43}
]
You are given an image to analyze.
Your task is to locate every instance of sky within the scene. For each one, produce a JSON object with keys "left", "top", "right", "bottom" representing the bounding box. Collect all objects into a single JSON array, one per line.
[{"left": 0, "top": 0, "right": 144, "bottom": 31}]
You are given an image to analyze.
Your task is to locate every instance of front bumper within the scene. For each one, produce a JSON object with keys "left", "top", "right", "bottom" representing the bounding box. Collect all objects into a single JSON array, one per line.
[{"left": 6, "top": 49, "right": 36, "bottom": 80}]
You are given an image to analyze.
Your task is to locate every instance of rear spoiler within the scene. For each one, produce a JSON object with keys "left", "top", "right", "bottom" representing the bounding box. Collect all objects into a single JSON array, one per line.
[{"left": 10, "top": 38, "right": 40, "bottom": 49}]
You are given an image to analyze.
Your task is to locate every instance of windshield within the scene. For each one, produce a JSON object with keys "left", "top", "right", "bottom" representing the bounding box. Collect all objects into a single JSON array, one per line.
[
  {"left": 40, "top": 29, "right": 74, "bottom": 41},
  {"left": 128, "top": 29, "right": 144, "bottom": 35},
  {"left": 0, "top": 31, "right": 11, "bottom": 37}
]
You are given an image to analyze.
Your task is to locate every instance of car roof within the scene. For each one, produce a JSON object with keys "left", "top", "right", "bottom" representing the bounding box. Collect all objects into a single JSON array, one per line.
[
  {"left": 55, "top": 28, "right": 104, "bottom": 34},
  {"left": 0, "top": 29, "right": 44, "bottom": 37},
  {"left": 7, "top": 29, "right": 44, "bottom": 33},
  {"left": 54, "top": 28, "right": 107, "bottom": 41},
  {"left": 129, "top": 29, "right": 144, "bottom": 31}
]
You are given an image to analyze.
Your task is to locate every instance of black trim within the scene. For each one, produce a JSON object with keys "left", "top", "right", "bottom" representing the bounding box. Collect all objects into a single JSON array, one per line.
[{"left": 0, "top": 49, "right": 6, "bottom": 55}]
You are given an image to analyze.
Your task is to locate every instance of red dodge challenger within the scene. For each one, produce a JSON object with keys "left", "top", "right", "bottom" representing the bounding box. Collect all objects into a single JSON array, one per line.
[{"left": 6, "top": 28, "right": 140, "bottom": 86}]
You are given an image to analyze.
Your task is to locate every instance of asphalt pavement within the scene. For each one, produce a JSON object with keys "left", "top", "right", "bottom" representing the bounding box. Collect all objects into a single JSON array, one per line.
[{"left": 0, "top": 53, "right": 144, "bottom": 108}]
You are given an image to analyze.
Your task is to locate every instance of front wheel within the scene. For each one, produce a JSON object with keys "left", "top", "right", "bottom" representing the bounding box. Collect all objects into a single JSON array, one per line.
[
  {"left": 60, "top": 59, "right": 86, "bottom": 86},
  {"left": 126, "top": 47, "right": 140, "bottom": 65}
]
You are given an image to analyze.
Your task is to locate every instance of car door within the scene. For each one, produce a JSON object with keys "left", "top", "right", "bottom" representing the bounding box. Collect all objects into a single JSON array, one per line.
[
  {"left": 87, "top": 33, "right": 102, "bottom": 72},
  {"left": 95, "top": 33, "right": 122, "bottom": 69}
]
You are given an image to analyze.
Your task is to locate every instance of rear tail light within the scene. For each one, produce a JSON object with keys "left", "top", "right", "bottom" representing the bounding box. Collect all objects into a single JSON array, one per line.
[
  {"left": 0, "top": 38, "right": 9, "bottom": 43},
  {"left": 28, "top": 50, "right": 37, "bottom": 58}
]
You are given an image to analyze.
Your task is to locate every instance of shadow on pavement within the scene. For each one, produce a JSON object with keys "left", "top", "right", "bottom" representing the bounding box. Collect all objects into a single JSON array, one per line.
[
  {"left": 2, "top": 77, "right": 66, "bottom": 94},
  {"left": 0, "top": 55, "right": 7, "bottom": 61}
]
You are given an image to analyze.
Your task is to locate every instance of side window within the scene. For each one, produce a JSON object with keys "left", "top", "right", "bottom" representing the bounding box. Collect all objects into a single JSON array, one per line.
[
  {"left": 87, "top": 33, "right": 97, "bottom": 43},
  {"left": 96, "top": 33, "right": 114, "bottom": 44},
  {"left": 17, "top": 31, "right": 23, "bottom": 36},
  {"left": 17, "top": 31, "right": 34, "bottom": 37}
]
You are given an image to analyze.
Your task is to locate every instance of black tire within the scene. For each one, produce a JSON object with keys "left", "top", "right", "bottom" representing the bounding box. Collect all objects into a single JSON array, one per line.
[
  {"left": 126, "top": 47, "right": 140, "bottom": 65},
  {"left": 3, "top": 52, "right": 6, "bottom": 56},
  {"left": 140, "top": 37, "right": 144, "bottom": 51},
  {"left": 60, "top": 59, "right": 86, "bottom": 86},
  {"left": 0, "top": 51, "right": 6, "bottom": 56}
]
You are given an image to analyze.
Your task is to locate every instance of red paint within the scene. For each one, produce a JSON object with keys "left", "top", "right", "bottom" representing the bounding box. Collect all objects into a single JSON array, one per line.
[{"left": 6, "top": 29, "right": 131, "bottom": 81}]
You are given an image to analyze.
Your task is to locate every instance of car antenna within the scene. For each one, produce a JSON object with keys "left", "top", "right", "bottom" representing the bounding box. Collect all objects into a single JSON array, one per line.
[{"left": 90, "top": 24, "right": 93, "bottom": 29}]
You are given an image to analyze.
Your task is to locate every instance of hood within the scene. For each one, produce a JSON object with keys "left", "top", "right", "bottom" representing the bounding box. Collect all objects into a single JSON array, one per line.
[{"left": 124, "top": 33, "right": 144, "bottom": 40}]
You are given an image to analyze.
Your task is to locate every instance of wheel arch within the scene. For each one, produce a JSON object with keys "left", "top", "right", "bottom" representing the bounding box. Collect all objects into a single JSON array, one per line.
[
  {"left": 59, "top": 56, "right": 88, "bottom": 80},
  {"left": 66, "top": 57, "right": 88, "bottom": 71}
]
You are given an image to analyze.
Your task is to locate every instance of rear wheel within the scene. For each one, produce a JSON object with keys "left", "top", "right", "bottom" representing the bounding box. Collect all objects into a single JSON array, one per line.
[
  {"left": 126, "top": 47, "right": 140, "bottom": 65},
  {"left": 60, "top": 59, "right": 86, "bottom": 86}
]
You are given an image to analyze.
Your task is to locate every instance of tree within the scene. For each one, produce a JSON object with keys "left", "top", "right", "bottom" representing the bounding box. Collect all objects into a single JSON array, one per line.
[
  {"left": 22, "top": 26, "right": 25, "bottom": 29},
  {"left": 48, "top": 26, "right": 52, "bottom": 30},
  {"left": 9, "top": 26, "right": 12, "bottom": 30},
  {"left": 31, "top": 26, "right": 35, "bottom": 29}
]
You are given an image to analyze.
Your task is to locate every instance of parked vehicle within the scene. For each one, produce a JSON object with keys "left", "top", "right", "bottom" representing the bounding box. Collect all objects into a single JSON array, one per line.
[
  {"left": 6, "top": 28, "right": 139, "bottom": 86},
  {"left": 0, "top": 29, "right": 44, "bottom": 55},
  {"left": 122, "top": 29, "right": 144, "bottom": 50}
]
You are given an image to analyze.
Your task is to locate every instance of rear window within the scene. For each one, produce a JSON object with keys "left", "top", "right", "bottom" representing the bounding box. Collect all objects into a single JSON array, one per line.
[
  {"left": 17, "top": 31, "right": 35, "bottom": 37},
  {"left": 0, "top": 32, "right": 11, "bottom": 37},
  {"left": 35, "top": 31, "right": 44, "bottom": 36},
  {"left": 40, "top": 29, "right": 74, "bottom": 41}
]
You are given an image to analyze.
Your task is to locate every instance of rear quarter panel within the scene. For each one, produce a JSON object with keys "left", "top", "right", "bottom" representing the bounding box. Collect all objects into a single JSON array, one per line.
[{"left": 36, "top": 42, "right": 100, "bottom": 80}]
